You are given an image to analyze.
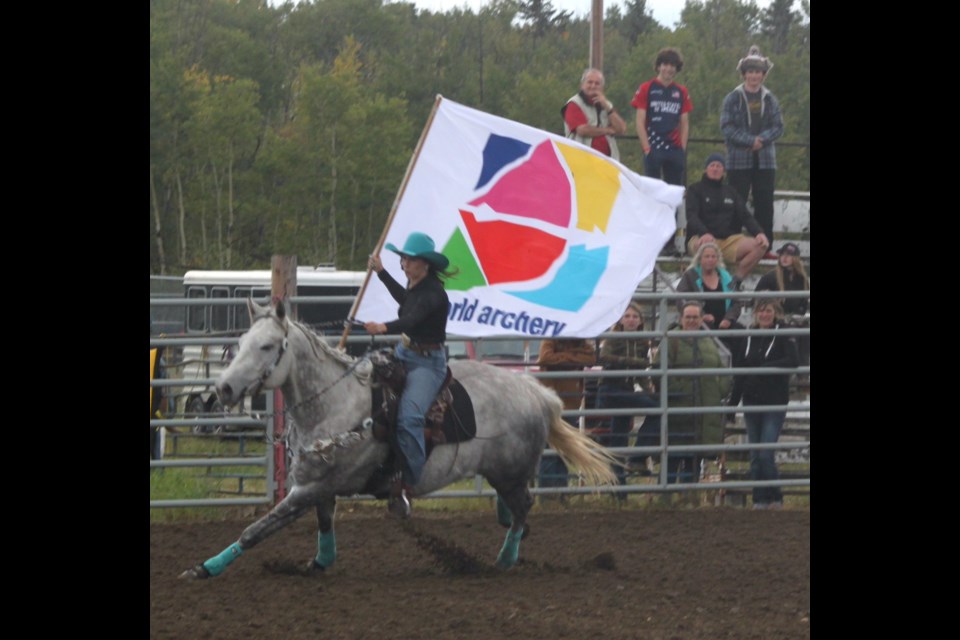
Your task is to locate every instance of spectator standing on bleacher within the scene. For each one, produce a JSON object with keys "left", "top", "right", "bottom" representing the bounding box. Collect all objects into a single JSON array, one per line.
[
  {"left": 685, "top": 153, "right": 769, "bottom": 279},
  {"left": 676, "top": 241, "right": 744, "bottom": 332},
  {"left": 721, "top": 45, "right": 784, "bottom": 258},
  {"left": 726, "top": 300, "right": 799, "bottom": 510},
  {"left": 562, "top": 68, "right": 627, "bottom": 160},
  {"left": 651, "top": 301, "right": 730, "bottom": 488},
  {"left": 596, "top": 302, "right": 659, "bottom": 495},
  {"left": 631, "top": 47, "right": 693, "bottom": 257},
  {"left": 536, "top": 338, "right": 597, "bottom": 499}
]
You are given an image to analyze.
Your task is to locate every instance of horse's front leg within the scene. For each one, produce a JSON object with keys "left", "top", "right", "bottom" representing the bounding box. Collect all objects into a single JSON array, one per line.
[
  {"left": 179, "top": 485, "right": 319, "bottom": 580},
  {"left": 308, "top": 496, "right": 338, "bottom": 572}
]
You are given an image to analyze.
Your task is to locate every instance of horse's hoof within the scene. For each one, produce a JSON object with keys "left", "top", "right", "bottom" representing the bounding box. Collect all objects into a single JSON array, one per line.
[
  {"left": 306, "top": 559, "right": 326, "bottom": 573},
  {"left": 178, "top": 564, "right": 210, "bottom": 580}
]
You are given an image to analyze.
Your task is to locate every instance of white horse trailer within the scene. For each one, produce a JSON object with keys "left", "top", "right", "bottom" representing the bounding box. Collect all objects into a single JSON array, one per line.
[{"left": 176, "top": 266, "right": 366, "bottom": 430}]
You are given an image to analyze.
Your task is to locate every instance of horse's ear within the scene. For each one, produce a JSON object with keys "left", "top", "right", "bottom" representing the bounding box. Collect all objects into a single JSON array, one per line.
[
  {"left": 247, "top": 297, "right": 267, "bottom": 322},
  {"left": 275, "top": 299, "right": 286, "bottom": 320}
]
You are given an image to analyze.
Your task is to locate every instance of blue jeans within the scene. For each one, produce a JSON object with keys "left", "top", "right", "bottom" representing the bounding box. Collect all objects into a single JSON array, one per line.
[
  {"left": 744, "top": 410, "right": 786, "bottom": 505},
  {"left": 643, "top": 147, "right": 686, "bottom": 186},
  {"left": 394, "top": 344, "right": 448, "bottom": 486},
  {"left": 596, "top": 383, "right": 660, "bottom": 484}
]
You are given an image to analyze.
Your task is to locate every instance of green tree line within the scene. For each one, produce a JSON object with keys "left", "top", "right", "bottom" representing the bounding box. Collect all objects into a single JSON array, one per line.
[{"left": 150, "top": 0, "right": 810, "bottom": 274}]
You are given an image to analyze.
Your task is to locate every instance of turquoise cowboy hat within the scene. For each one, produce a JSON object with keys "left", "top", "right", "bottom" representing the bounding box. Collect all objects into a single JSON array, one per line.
[{"left": 385, "top": 232, "right": 450, "bottom": 270}]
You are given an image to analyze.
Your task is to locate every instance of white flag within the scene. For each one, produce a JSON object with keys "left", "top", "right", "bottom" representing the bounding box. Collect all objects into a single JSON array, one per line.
[{"left": 355, "top": 98, "right": 682, "bottom": 338}]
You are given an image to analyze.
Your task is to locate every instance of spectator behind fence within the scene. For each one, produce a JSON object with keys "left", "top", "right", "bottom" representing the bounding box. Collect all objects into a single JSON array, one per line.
[
  {"left": 754, "top": 241, "right": 809, "bottom": 370},
  {"left": 536, "top": 338, "right": 597, "bottom": 499},
  {"left": 562, "top": 68, "right": 627, "bottom": 160},
  {"left": 754, "top": 242, "right": 809, "bottom": 317},
  {"left": 631, "top": 46, "right": 693, "bottom": 257},
  {"left": 727, "top": 300, "right": 799, "bottom": 510},
  {"left": 596, "top": 302, "right": 660, "bottom": 494},
  {"left": 652, "top": 301, "right": 730, "bottom": 487},
  {"left": 721, "top": 45, "right": 784, "bottom": 258},
  {"left": 676, "top": 241, "right": 744, "bottom": 353},
  {"left": 685, "top": 153, "right": 769, "bottom": 279}
]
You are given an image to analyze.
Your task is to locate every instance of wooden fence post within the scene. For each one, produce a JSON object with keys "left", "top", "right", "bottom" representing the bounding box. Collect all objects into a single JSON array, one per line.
[{"left": 271, "top": 255, "right": 297, "bottom": 504}]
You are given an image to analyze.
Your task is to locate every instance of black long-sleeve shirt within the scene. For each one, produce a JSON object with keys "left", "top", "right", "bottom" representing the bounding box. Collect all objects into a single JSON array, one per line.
[{"left": 378, "top": 269, "right": 449, "bottom": 344}]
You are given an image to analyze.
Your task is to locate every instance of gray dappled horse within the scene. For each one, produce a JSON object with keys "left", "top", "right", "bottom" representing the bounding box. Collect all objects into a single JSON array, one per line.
[{"left": 180, "top": 299, "right": 618, "bottom": 579}]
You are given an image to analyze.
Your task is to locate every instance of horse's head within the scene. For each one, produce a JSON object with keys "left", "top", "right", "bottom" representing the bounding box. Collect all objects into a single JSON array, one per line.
[{"left": 216, "top": 298, "right": 293, "bottom": 409}]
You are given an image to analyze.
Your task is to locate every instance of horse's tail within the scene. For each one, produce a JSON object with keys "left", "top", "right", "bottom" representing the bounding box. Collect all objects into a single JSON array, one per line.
[
  {"left": 526, "top": 378, "right": 619, "bottom": 486},
  {"left": 547, "top": 415, "right": 621, "bottom": 487}
]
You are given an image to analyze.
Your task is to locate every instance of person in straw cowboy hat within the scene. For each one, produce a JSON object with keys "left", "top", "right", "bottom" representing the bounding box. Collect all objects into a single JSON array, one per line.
[
  {"left": 365, "top": 232, "right": 456, "bottom": 517},
  {"left": 721, "top": 45, "right": 784, "bottom": 259}
]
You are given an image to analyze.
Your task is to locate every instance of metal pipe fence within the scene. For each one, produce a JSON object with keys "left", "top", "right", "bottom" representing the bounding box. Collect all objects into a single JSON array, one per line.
[{"left": 150, "top": 289, "right": 809, "bottom": 508}]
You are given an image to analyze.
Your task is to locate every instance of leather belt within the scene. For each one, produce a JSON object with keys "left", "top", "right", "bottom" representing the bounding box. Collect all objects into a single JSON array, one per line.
[{"left": 401, "top": 333, "right": 443, "bottom": 353}]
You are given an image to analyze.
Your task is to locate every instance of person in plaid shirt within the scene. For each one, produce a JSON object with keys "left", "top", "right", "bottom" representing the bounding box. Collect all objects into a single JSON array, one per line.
[{"left": 721, "top": 45, "right": 784, "bottom": 258}]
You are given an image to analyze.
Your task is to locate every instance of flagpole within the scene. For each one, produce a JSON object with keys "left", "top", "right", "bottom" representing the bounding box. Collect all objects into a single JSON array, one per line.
[{"left": 338, "top": 94, "right": 445, "bottom": 350}]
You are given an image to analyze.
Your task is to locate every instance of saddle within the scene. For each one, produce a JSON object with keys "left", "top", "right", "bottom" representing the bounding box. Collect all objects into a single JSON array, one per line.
[{"left": 366, "top": 348, "right": 476, "bottom": 452}]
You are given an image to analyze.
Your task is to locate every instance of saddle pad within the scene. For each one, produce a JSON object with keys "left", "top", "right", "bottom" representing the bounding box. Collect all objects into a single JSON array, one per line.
[{"left": 436, "top": 380, "right": 476, "bottom": 444}]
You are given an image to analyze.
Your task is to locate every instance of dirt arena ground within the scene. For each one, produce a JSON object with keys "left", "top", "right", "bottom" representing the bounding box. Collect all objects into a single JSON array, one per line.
[{"left": 150, "top": 505, "right": 810, "bottom": 640}]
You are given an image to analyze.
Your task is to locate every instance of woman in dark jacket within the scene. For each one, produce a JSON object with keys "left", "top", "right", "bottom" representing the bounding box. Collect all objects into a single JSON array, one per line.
[
  {"left": 753, "top": 242, "right": 809, "bottom": 317},
  {"left": 727, "top": 300, "right": 798, "bottom": 509},
  {"left": 365, "top": 232, "right": 454, "bottom": 517},
  {"left": 596, "top": 302, "right": 659, "bottom": 490}
]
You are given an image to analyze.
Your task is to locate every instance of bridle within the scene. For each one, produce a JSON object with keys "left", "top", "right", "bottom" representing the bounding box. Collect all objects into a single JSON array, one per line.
[
  {"left": 242, "top": 314, "right": 290, "bottom": 397},
  {"left": 225, "top": 314, "right": 374, "bottom": 451}
]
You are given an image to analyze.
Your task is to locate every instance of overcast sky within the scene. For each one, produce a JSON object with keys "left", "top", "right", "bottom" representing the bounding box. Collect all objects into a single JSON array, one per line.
[{"left": 397, "top": 0, "right": 774, "bottom": 29}]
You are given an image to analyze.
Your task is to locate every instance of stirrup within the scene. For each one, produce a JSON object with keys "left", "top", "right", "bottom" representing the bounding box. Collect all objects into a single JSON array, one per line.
[
  {"left": 387, "top": 489, "right": 411, "bottom": 519},
  {"left": 387, "top": 472, "right": 411, "bottom": 519}
]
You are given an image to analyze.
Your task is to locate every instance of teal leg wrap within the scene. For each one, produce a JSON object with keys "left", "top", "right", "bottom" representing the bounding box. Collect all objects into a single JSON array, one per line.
[
  {"left": 315, "top": 530, "right": 336, "bottom": 568},
  {"left": 496, "top": 496, "right": 513, "bottom": 528},
  {"left": 495, "top": 527, "right": 524, "bottom": 568},
  {"left": 202, "top": 542, "right": 243, "bottom": 577}
]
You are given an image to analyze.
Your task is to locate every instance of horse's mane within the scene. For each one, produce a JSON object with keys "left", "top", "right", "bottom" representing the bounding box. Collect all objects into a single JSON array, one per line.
[{"left": 291, "top": 319, "right": 372, "bottom": 384}]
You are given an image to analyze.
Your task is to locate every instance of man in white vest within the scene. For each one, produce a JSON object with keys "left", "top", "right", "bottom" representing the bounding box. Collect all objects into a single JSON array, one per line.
[{"left": 562, "top": 68, "right": 626, "bottom": 161}]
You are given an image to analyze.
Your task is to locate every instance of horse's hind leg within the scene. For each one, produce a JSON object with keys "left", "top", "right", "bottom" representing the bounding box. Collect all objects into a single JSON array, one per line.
[
  {"left": 495, "top": 495, "right": 530, "bottom": 539},
  {"left": 493, "top": 483, "right": 533, "bottom": 569},
  {"left": 308, "top": 496, "right": 338, "bottom": 572}
]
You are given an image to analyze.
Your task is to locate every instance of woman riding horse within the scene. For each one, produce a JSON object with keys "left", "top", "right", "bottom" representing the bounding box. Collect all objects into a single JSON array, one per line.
[
  {"left": 184, "top": 295, "right": 619, "bottom": 579},
  {"left": 364, "top": 231, "right": 455, "bottom": 518}
]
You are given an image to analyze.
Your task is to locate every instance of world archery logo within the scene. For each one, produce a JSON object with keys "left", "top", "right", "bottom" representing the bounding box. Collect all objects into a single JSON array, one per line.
[{"left": 440, "top": 134, "right": 621, "bottom": 312}]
